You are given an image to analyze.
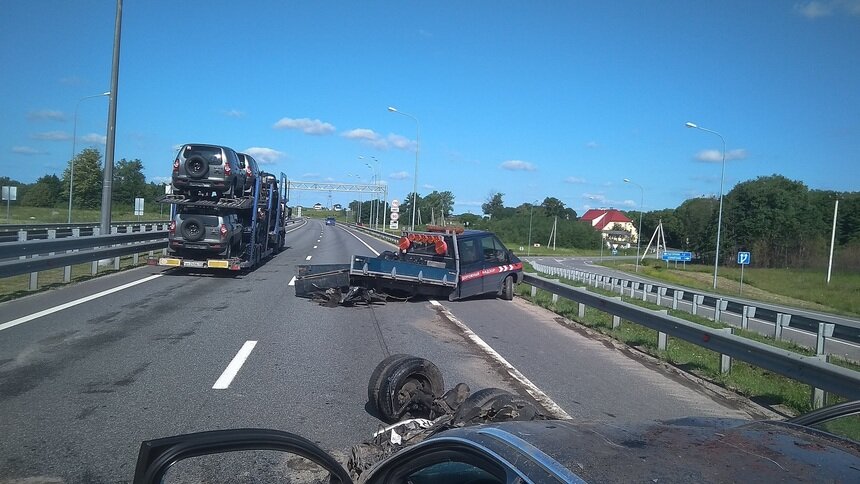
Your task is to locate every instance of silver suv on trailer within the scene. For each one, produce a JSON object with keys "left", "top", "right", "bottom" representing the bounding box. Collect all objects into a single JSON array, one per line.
[
  {"left": 168, "top": 208, "right": 244, "bottom": 258},
  {"left": 172, "top": 144, "right": 246, "bottom": 198}
]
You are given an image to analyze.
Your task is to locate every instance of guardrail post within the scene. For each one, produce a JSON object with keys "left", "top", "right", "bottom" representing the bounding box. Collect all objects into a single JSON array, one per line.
[
  {"left": 672, "top": 290, "right": 684, "bottom": 310},
  {"left": 618, "top": 279, "right": 626, "bottom": 296},
  {"left": 817, "top": 323, "right": 836, "bottom": 356},
  {"left": 812, "top": 355, "right": 828, "bottom": 409},
  {"left": 692, "top": 295, "right": 704, "bottom": 316},
  {"left": 112, "top": 226, "right": 121, "bottom": 270},
  {"left": 91, "top": 227, "right": 100, "bottom": 275},
  {"left": 631, "top": 282, "right": 639, "bottom": 298},
  {"left": 63, "top": 227, "right": 80, "bottom": 283},
  {"left": 741, "top": 305, "right": 756, "bottom": 330},
  {"left": 643, "top": 284, "right": 651, "bottom": 302},
  {"left": 656, "top": 287, "right": 667, "bottom": 306},
  {"left": 18, "top": 230, "right": 27, "bottom": 260},
  {"left": 774, "top": 313, "right": 792, "bottom": 340},
  {"left": 551, "top": 293, "right": 559, "bottom": 304},
  {"left": 612, "top": 297, "right": 622, "bottom": 329},
  {"left": 657, "top": 310, "right": 669, "bottom": 350},
  {"left": 530, "top": 285, "right": 537, "bottom": 298},
  {"left": 720, "top": 328, "right": 733, "bottom": 374},
  {"left": 578, "top": 302, "right": 585, "bottom": 318},
  {"left": 714, "top": 298, "right": 728, "bottom": 323}
]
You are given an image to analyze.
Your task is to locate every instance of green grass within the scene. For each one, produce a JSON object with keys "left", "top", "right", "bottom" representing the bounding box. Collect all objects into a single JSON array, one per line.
[
  {"left": 600, "top": 259, "right": 860, "bottom": 317},
  {"left": 517, "top": 267, "right": 860, "bottom": 416},
  {"left": 0, "top": 252, "right": 157, "bottom": 303},
  {"left": 2, "top": 205, "right": 169, "bottom": 224}
]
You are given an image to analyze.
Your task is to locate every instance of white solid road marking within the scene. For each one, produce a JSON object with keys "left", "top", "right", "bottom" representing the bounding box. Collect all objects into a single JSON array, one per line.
[
  {"left": 429, "top": 300, "right": 572, "bottom": 420},
  {"left": 288, "top": 276, "right": 296, "bottom": 286},
  {"left": 313, "top": 245, "right": 318, "bottom": 249},
  {"left": 305, "top": 255, "right": 313, "bottom": 261},
  {"left": 341, "top": 229, "right": 382, "bottom": 256},
  {"left": 213, "top": 341, "right": 257, "bottom": 390},
  {"left": 0, "top": 274, "right": 164, "bottom": 333}
]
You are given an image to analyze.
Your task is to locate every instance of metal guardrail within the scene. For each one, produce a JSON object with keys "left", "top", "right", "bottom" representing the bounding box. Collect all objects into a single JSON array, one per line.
[
  {"left": 529, "top": 262, "right": 860, "bottom": 348},
  {"left": 522, "top": 273, "right": 860, "bottom": 402},
  {"left": 0, "top": 220, "right": 169, "bottom": 243}
]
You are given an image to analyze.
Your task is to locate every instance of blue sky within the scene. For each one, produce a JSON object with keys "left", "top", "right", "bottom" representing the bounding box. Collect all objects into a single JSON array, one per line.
[{"left": 2, "top": 1, "right": 858, "bottom": 215}]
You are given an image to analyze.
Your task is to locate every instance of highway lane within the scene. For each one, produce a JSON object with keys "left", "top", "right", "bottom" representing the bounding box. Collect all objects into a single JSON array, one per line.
[{"left": 0, "top": 222, "right": 766, "bottom": 482}]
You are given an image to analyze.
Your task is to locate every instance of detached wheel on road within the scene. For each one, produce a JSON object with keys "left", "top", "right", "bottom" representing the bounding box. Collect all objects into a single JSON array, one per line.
[
  {"left": 184, "top": 155, "right": 208, "bottom": 179},
  {"left": 368, "top": 355, "right": 445, "bottom": 423},
  {"left": 452, "top": 387, "right": 539, "bottom": 426},
  {"left": 500, "top": 275, "right": 514, "bottom": 300},
  {"left": 180, "top": 217, "right": 206, "bottom": 242}
]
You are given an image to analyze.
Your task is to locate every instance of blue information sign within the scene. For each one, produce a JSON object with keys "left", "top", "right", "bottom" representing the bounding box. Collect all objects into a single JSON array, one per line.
[
  {"left": 661, "top": 251, "right": 692, "bottom": 262},
  {"left": 737, "top": 251, "right": 751, "bottom": 265}
]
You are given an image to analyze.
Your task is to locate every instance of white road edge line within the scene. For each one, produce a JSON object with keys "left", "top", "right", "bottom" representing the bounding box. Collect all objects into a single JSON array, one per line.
[
  {"left": 306, "top": 255, "right": 313, "bottom": 261},
  {"left": 340, "top": 228, "right": 384, "bottom": 256},
  {"left": 0, "top": 274, "right": 164, "bottom": 333},
  {"left": 429, "top": 299, "right": 573, "bottom": 420},
  {"left": 213, "top": 340, "right": 257, "bottom": 390},
  {"left": 288, "top": 276, "right": 296, "bottom": 286},
  {"left": 313, "top": 245, "right": 318, "bottom": 249}
]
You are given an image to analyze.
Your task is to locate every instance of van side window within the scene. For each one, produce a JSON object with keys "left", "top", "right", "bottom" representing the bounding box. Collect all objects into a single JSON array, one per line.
[
  {"left": 481, "top": 236, "right": 503, "bottom": 262},
  {"left": 459, "top": 239, "right": 481, "bottom": 264}
]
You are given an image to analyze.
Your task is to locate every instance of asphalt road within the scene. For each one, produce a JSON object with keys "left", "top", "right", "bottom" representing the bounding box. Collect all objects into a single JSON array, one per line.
[{"left": 0, "top": 221, "right": 762, "bottom": 482}]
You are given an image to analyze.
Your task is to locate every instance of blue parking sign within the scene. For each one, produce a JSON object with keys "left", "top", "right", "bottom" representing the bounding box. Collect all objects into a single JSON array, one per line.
[{"left": 737, "top": 251, "right": 751, "bottom": 265}]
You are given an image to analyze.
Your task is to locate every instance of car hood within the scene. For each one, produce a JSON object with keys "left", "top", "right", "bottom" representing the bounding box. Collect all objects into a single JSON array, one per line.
[{"left": 418, "top": 418, "right": 860, "bottom": 483}]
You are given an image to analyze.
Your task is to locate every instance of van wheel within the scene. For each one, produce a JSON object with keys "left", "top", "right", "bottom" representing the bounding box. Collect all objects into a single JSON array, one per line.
[{"left": 501, "top": 275, "right": 514, "bottom": 300}]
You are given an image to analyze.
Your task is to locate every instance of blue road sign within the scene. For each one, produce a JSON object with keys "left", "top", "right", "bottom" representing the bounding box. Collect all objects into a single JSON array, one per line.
[
  {"left": 737, "top": 251, "right": 751, "bottom": 265},
  {"left": 661, "top": 251, "right": 692, "bottom": 262}
]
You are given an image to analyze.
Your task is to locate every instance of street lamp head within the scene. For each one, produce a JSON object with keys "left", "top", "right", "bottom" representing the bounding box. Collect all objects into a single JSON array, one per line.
[
  {"left": 623, "top": 178, "right": 631, "bottom": 183},
  {"left": 387, "top": 106, "right": 397, "bottom": 113},
  {"left": 685, "top": 122, "right": 698, "bottom": 129},
  {"left": 102, "top": 91, "right": 111, "bottom": 96}
]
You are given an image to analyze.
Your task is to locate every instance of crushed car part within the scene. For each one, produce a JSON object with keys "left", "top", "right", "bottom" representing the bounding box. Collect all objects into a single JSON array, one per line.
[
  {"left": 451, "top": 387, "right": 542, "bottom": 426},
  {"left": 369, "top": 356, "right": 445, "bottom": 423}
]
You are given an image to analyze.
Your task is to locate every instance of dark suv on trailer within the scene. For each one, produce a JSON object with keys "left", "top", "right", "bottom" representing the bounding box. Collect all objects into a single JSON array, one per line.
[
  {"left": 168, "top": 208, "right": 244, "bottom": 258},
  {"left": 172, "top": 144, "right": 246, "bottom": 197},
  {"left": 237, "top": 152, "right": 261, "bottom": 194}
]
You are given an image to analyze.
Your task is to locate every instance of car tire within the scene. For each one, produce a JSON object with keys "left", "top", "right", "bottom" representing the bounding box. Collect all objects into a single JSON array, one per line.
[
  {"left": 500, "top": 275, "right": 514, "bottom": 300},
  {"left": 180, "top": 217, "right": 206, "bottom": 242},
  {"left": 371, "top": 355, "right": 445, "bottom": 423},
  {"left": 184, "top": 155, "right": 208, "bottom": 179},
  {"left": 452, "top": 387, "right": 538, "bottom": 426}
]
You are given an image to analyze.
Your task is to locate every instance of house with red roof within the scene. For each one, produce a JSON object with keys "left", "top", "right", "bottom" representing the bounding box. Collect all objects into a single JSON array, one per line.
[{"left": 580, "top": 208, "right": 638, "bottom": 248}]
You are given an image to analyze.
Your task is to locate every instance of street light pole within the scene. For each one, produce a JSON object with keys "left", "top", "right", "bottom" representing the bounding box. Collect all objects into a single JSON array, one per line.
[
  {"left": 623, "top": 178, "right": 644, "bottom": 273},
  {"left": 527, "top": 200, "right": 539, "bottom": 257},
  {"left": 387, "top": 106, "right": 419, "bottom": 231},
  {"left": 68, "top": 91, "right": 110, "bottom": 223},
  {"left": 686, "top": 122, "right": 726, "bottom": 290}
]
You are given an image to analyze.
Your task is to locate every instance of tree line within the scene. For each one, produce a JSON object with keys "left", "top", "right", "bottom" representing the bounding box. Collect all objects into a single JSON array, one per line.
[{"left": 2, "top": 148, "right": 164, "bottom": 210}]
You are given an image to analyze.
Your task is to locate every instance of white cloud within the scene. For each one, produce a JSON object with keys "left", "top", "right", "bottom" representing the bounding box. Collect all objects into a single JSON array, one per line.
[
  {"left": 390, "top": 171, "right": 410, "bottom": 180},
  {"left": 500, "top": 160, "right": 536, "bottom": 171},
  {"left": 585, "top": 141, "right": 599, "bottom": 149},
  {"left": 694, "top": 148, "right": 748, "bottom": 162},
  {"left": 387, "top": 133, "right": 416, "bottom": 151},
  {"left": 620, "top": 199, "right": 637, "bottom": 208},
  {"left": 243, "top": 147, "right": 285, "bottom": 164},
  {"left": 12, "top": 146, "right": 46, "bottom": 155},
  {"left": 151, "top": 176, "right": 171, "bottom": 185},
  {"left": 583, "top": 193, "right": 606, "bottom": 203},
  {"left": 301, "top": 172, "right": 320, "bottom": 179},
  {"left": 565, "top": 176, "right": 586, "bottom": 184},
  {"left": 224, "top": 109, "right": 245, "bottom": 118},
  {"left": 32, "top": 131, "right": 71, "bottom": 141},
  {"left": 422, "top": 184, "right": 435, "bottom": 190},
  {"left": 27, "top": 110, "right": 66, "bottom": 122},
  {"left": 273, "top": 117, "right": 335, "bottom": 135},
  {"left": 794, "top": 0, "right": 860, "bottom": 18},
  {"left": 81, "top": 133, "right": 107, "bottom": 144},
  {"left": 342, "top": 129, "right": 416, "bottom": 151}
]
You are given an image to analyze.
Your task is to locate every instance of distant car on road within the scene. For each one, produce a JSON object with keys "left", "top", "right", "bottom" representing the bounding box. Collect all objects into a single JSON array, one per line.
[{"left": 325, "top": 217, "right": 336, "bottom": 226}]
